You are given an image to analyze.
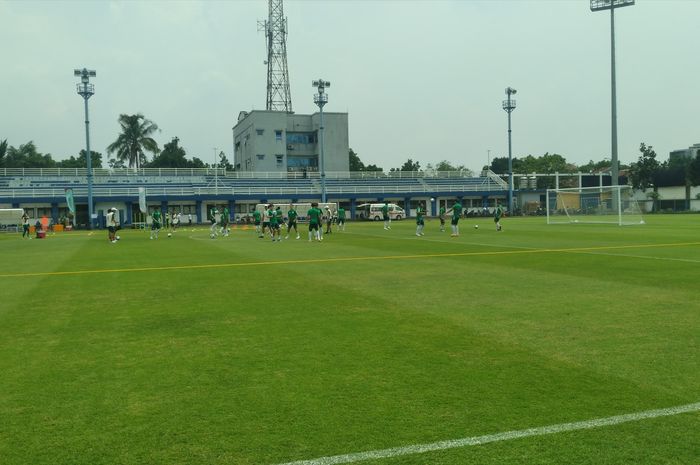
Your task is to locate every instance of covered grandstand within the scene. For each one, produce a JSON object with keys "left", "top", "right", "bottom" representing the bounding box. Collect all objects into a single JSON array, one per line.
[{"left": 0, "top": 168, "right": 512, "bottom": 228}]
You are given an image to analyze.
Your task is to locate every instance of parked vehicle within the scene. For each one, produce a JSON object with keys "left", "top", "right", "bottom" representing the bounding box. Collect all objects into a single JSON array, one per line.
[{"left": 357, "top": 203, "right": 405, "bottom": 221}]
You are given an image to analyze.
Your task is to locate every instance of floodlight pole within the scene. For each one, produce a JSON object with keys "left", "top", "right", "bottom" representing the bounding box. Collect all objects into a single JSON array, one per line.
[
  {"left": 502, "top": 87, "right": 517, "bottom": 213},
  {"left": 591, "top": 0, "right": 635, "bottom": 187},
  {"left": 75, "top": 68, "right": 96, "bottom": 229},
  {"left": 213, "top": 147, "right": 219, "bottom": 196},
  {"left": 313, "top": 79, "right": 330, "bottom": 203}
]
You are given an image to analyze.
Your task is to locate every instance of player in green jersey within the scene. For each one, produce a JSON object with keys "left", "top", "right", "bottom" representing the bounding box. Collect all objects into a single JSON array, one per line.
[
  {"left": 494, "top": 202, "right": 504, "bottom": 231},
  {"left": 307, "top": 202, "right": 322, "bottom": 241},
  {"left": 252, "top": 210, "right": 263, "bottom": 238},
  {"left": 337, "top": 207, "right": 346, "bottom": 232},
  {"left": 415, "top": 203, "right": 426, "bottom": 236},
  {"left": 381, "top": 201, "right": 391, "bottom": 230},
  {"left": 447, "top": 201, "right": 463, "bottom": 237},
  {"left": 439, "top": 205, "right": 446, "bottom": 232},
  {"left": 220, "top": 207, "right": 230, "bottom": 236},
  {"left": 275, "top": 206, "right": 284, "bottom": 236},
  {"left": 268, "top": 205, "right": 281, "bottom": 242},
  {"left": 285, "top": 204, "right": 300, "bottom": 239},
  {"left": 150, "top": 209, "right": 162, "bottom": 240}
]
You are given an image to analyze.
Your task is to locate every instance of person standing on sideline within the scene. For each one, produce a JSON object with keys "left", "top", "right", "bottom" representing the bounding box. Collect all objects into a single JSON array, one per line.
[
  {"left": 285, "top": 204, "right": 300, "bottom": 239},
  {"left": 447, "top": 200, "right": 463, "bottom": 237},
  {"left": 494, "top": 202, "right": 504, "bottom": 231},
  {"left": 307, "top": 202, "right": 322, "bottom": 241},
  {"left": 439, "top": 205, "right": 446, "bottom": 232},
  {"left": 382, "top": 201, "right": 391, "bottom": 230},
  {"left": 209, "top": 205, "right": 219, "bottom": 238},
  {"left": 21, "top": 211, "right": 31, "bottom": 239},
  {"left": 253, "top": 209, "right": 263, "bottom": 238},
  {"left": 150, "top": 208, "right": 162, "bottom": 240},
  {"left": 107, "top": 207, "right": 118, "bottom": 243},
  {"left": 268, "top": 204, "right": 281, "bottom": 242},
  {"left": 188, "top": 213, "right": 192, "bottom": 227},
  {"left": 324, "top": 206, "right": 333, "bottom": 234},
  {"left": 337, "top": 206, "right": 346, "bottom": 232},
  {"left": 415, "top": 203, "right": 426, "bottom": 236}
]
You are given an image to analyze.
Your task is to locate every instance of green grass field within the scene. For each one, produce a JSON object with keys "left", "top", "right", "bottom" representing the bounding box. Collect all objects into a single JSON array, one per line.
[{"left": 1, "top": 216, "right": 698, "bottom": 465}]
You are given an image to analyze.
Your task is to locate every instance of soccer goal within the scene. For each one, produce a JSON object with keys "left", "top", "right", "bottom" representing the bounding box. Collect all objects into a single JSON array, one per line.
[{"left": 546, "top": 185, "right": 645, "bottom": 225}]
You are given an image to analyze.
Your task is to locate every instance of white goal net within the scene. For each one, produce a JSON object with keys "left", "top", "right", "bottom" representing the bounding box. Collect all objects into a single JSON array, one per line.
[{"left": 546, "top": 185, "right": 645, "bottom": 226}]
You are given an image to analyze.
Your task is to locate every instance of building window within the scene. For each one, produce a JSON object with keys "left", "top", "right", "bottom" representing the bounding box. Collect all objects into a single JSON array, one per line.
[
  {"left": 257, "top": 154, "right": 265, "bottom": 160},
  {"left": 256, "top": 129, "right": 264, "bottom": 136},
  {"left": 276, "top": 154, "right": 284, "bottom": 166},
  {"left": 275, "top": 130, "right": 283, "bottom": 141}
]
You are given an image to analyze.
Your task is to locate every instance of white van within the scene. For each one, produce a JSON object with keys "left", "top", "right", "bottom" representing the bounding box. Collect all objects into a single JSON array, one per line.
[{"left": 357, "top": 203, "right": 405, "bottom": 221}]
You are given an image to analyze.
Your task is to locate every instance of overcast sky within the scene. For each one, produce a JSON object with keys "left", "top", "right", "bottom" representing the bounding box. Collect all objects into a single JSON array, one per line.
[{"left": 1, "top": 0, "right": 698, "bottom": 172}]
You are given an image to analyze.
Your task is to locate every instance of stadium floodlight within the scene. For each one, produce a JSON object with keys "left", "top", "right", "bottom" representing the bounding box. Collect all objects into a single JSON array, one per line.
[
  {"left": 74, "top": 68, "right": 96, "bottom": 229},
  {"left": 502, "top": 87, "right": 517, "bottom": 214},
  {"left": 313, "top": 79, "right": 330, "bottom": 203},
  {"left": 590, "top": 0, "right": 635, "bottom": 11},
  {"left": 590, "top": 0, "right": 634, "bottom": 204}
]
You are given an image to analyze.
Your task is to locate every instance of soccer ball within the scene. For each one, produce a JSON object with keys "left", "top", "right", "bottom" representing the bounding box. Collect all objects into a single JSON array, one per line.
[
  {"left": 115, "top": 235, "right": 121, "bottom": 240},
  {"left": 167, "top": 233, "right": 172, "bottom": 237},
  {"left": 430, "top": 197, "right": 435, "bottom": 202},
  {"left": 474, "top": 225, "right": 479, "bottom": 229}
]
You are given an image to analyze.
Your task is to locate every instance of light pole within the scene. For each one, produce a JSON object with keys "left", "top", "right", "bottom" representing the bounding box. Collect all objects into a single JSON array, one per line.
[
  {"left": 502, "top": 87, "right": 517, "bottom": 213},
  {"left": 591, "top": 0, "right": 634, "bottom": 188},
  {"left": 313, "top": 79, "right": 330, "bottom": 203},
  {"left": 213, "top": 147, "right": 219, "bottom": 196},
  {"left": 74, "top": 68, "right": 96, "bottom": 229}
]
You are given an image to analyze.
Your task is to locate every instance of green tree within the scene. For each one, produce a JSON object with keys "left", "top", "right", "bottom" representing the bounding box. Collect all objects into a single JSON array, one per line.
[
  {"left": 364, "top": 163, "right": 383, "bottom": 172},
  {"left": 0, "top": 139, "right": 7, "bottom": 167},
  {"left": 435, "top": 160, "right": 474, "bottom": 176},
  {"left": 218, "top": 151, "right": 234, "bottom": 171},
  {"left": 667, "top": 153, "right": 700, "bottom": 210},
  {"left": 399, "top": 158, "right": 421, "bottom": 172},
  {"left": 147, "top": 137, "right": 190, "bottom": 168},
  {"left": 107, "top": 114, "right": 160, "bottom": 168},
  {"left": 108, "top": 157, "right": 126, "bottom": 169},
  {"left": 349, "top": 148, "right": 365, "bottom": 171},
  {"left": 628, "top": 143, "right": 660, "bottom": 191},
  {"left": 190, "top": 157, "right": 206, "bottom": 168},
  {"left": 4, "top": 141, "right": 56, "bottom": 168},
  {"left": 489, "top": 156, "right": 512, "bottom": 173},
  {"left": 689, "top": 154, "right": 700, "bottom": 187},
  {"left": 57, "top": 150, "right": 102, "bottom": 168}
]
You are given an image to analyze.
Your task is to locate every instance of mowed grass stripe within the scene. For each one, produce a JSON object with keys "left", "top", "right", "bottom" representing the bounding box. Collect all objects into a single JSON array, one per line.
[
  {"left": 274, "top": 402, "right": 700, "bottom": 465},
  {"left": 1, "top": 241, "right": 698, "bottom": 278}
]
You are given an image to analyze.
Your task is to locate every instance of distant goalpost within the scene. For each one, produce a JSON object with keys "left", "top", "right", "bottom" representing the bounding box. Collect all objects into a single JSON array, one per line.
[{"left": 546, "top": 185, "right": 645, "bottom": 226}]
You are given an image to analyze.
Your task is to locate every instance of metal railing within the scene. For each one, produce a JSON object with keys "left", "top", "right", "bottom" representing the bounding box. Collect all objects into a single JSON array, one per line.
[{"left": 0, "top": 181, "right": 507, "bottom": 199}]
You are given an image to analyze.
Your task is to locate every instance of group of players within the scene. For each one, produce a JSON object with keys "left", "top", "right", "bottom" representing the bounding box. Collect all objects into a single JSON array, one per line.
[
  {"left": 251, "top": 202, "right": 347, "bottom": 242},
  {"left": 144, "top": 200, "right": 504, "bottom": 243},
  {"left": 377, "top": 200, "right": 505, "bottom": 238}
]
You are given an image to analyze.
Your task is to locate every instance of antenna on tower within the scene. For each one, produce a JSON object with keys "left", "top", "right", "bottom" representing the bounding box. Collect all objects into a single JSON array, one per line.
[{"left": 258, "top": 0, "right": 292, "bottom": 112}]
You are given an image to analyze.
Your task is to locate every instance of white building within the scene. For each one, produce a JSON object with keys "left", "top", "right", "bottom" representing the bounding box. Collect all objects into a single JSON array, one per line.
[{"left": 232, "top": 110, "right": 349, "bottom": 174}]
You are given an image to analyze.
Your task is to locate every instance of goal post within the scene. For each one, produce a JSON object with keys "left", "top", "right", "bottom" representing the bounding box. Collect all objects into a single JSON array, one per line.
[{"left": 546, "top": 185, "right": 645, "bottom": 226}]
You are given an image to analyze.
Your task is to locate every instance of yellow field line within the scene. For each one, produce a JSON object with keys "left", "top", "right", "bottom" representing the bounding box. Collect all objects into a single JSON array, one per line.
[{"left": 1, "top": 241, "right": 698, "bottom": 279}]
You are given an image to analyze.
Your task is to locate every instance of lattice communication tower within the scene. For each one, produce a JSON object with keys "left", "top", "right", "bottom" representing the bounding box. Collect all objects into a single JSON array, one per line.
[{"left": 258, "top": 0, "right": 292, "bottom": 112}]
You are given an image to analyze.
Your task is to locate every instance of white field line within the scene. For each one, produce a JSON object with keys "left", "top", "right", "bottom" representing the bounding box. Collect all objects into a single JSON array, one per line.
[{"left": 273, "top": 402, "right": 700, "bottom": 465}]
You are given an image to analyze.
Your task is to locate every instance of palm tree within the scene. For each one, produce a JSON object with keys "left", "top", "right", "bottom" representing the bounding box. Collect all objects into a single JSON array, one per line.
[{"left": 107, "top": 114, "right": 160, "bottom": 169}]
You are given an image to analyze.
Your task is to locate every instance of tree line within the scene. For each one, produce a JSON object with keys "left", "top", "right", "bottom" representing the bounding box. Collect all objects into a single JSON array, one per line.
[{"left": 0, "top": 113, "right": 232, "bottom": 170}]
